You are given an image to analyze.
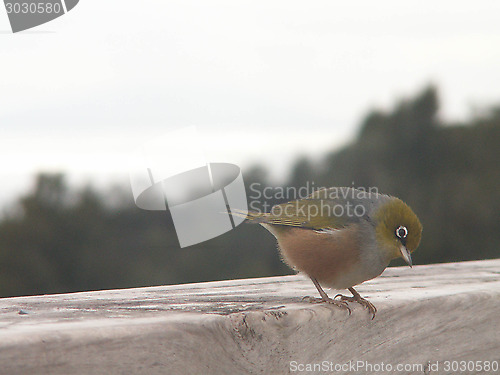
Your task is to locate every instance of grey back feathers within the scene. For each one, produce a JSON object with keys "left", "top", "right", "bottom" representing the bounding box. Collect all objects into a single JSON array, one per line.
[{"left": 237, "top": 187, "right": 392, "bottom": 231}]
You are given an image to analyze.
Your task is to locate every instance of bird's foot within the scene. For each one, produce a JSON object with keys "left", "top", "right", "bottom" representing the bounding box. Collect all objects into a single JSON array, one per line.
[
  {"left": 334, "top": 293, "right": 377, "bottom": 319},
  {"left": 302, "top": 296, "right": 351, "bottom": 314}
]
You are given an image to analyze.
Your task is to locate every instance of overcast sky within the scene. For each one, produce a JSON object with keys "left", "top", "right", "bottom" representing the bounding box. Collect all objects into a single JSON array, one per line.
[{"left": 1, "top": 1, "right": 500, "bottom": 206}]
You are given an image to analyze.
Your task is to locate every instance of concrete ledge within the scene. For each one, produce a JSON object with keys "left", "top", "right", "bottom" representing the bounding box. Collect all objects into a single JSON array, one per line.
[{"left": 1, "top": 259, "right": 499, "bottom": 374}]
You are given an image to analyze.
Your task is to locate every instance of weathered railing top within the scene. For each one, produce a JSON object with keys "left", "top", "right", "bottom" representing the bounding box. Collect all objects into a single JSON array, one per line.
[{"left": 1, "top": 259, "right": 499, "bottom": 375}]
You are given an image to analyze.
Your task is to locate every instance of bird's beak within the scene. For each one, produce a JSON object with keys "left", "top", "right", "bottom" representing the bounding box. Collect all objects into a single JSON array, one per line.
[{"left": 400, "top": 245, "right": 412, "bottom": 268}]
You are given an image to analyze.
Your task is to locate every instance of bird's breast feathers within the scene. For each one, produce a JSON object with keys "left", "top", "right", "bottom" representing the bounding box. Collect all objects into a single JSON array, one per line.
[{"left": 273, "top": 224, "right": 374, "bottom": 287}]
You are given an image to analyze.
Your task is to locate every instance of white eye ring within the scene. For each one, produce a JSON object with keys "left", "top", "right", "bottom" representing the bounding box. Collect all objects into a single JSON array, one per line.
[{"left": 396, "top": 225, "right": 408, "bottom": 239}]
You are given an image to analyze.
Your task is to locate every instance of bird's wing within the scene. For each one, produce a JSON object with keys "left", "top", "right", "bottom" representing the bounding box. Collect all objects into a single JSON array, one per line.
[
  {"left": 235, "top": 187, "right": 374, "bottom": 230},
  {"left": 264, "top": 198, "right": 351, "bottom": 229}
]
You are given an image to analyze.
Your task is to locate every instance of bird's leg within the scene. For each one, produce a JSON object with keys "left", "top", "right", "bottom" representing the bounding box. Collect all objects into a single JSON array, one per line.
[
  {"left": 302, "top": 277, "right": 351, "bottom": 314},
  {"left": 335, "top": 287, "right": 377, "bottom": 319}
]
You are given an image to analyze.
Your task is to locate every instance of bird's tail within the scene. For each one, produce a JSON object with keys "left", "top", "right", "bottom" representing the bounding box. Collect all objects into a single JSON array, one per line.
[{"left": 229, "top": 208, "right": 270, "bottom": 224}]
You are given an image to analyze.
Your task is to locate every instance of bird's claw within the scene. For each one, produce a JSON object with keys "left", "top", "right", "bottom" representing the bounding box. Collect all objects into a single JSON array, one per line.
[
  {"left": 302, "top": 296, "right": 351, "bottom": 314},
  {"left": 334, "top": 293, "right": 377, "bottom": 319}
]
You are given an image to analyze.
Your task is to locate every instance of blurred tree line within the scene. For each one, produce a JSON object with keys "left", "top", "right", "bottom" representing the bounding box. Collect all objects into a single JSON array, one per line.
[{"left": 1, "top": 86, "right": 499, "bottom": 297}]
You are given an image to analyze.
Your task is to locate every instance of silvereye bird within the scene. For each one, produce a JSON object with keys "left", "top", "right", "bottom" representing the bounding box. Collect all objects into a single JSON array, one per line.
[{"left": 238, "top": 187, "right": 422, "bottom": 319}]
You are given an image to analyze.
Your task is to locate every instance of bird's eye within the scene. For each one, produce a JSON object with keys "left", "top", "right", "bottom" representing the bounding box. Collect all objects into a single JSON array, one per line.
[{"left": 395, "top": 225, "right": 408, "bottom": 239}]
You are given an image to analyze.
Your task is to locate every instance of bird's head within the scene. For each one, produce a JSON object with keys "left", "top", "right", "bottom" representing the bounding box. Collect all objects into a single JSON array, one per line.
[{"left": 373, "top": 197, "right": 423, "bottom": 267}]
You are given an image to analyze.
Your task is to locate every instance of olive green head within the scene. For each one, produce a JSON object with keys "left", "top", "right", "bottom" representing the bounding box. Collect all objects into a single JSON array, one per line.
[{"left": 374, "top": 197, "right": 423, "bottom": 266}]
